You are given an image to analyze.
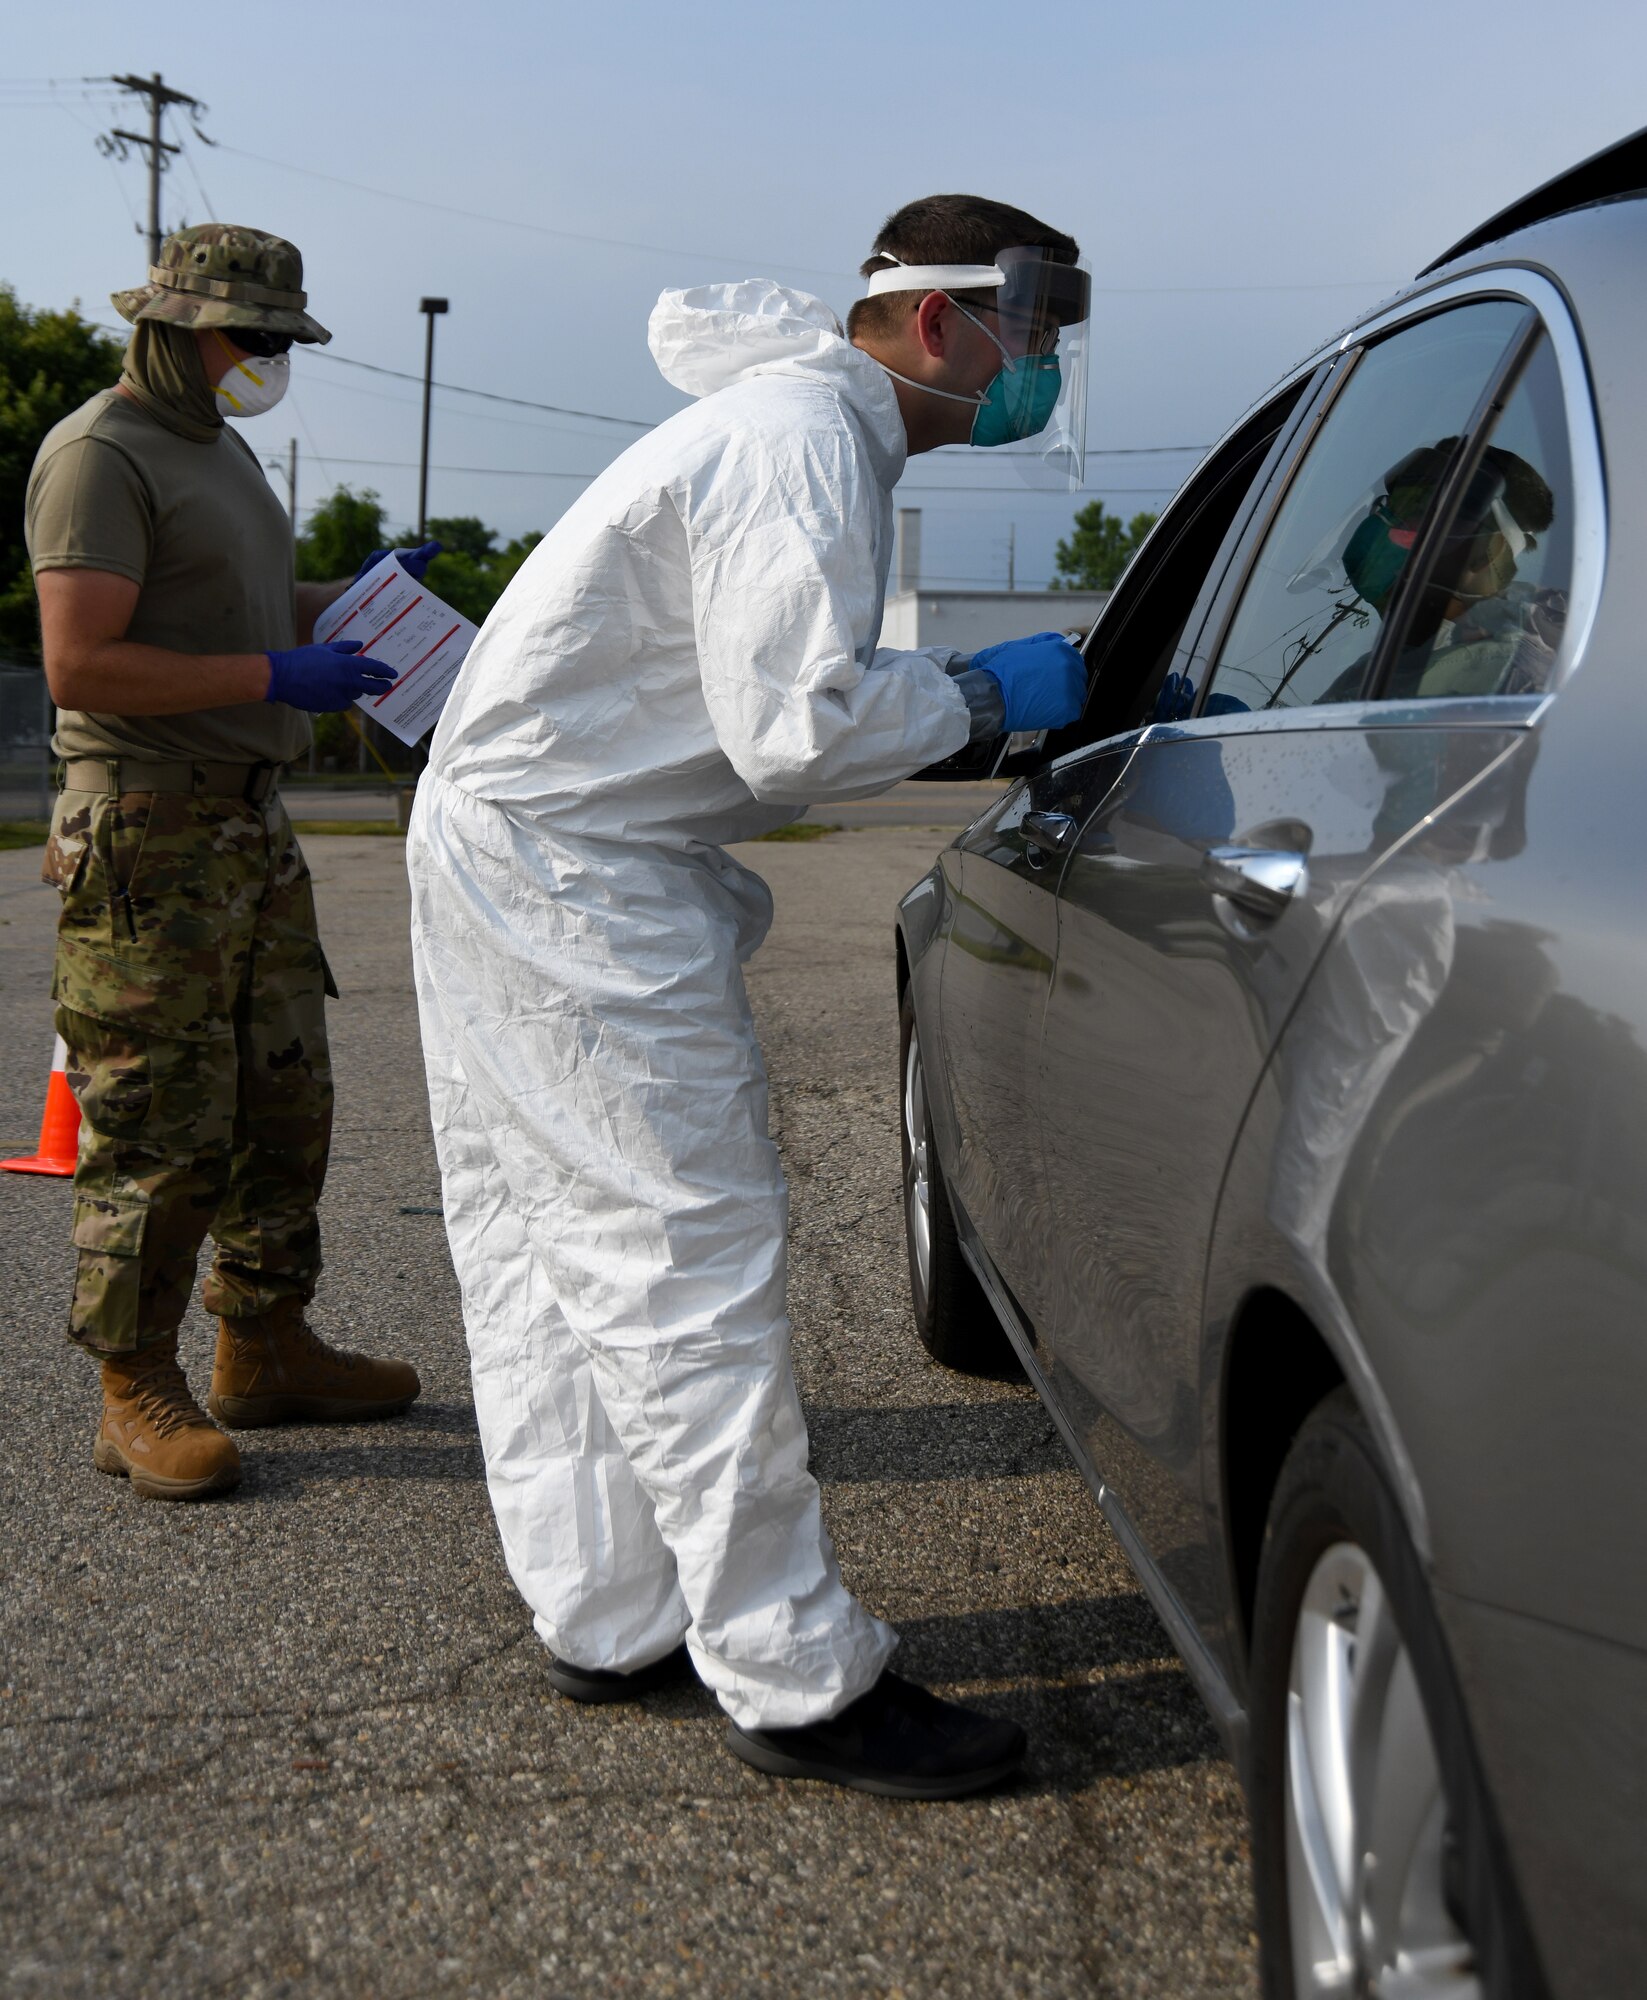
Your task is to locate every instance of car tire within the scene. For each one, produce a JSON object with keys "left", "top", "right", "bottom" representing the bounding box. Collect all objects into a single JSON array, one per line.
[
  {"left": 898, "top": 986, "right": 1017, "bottom": 1377},
  {"left": 1249, "top": 1388, "right": 1547, "bottom": 2000}
]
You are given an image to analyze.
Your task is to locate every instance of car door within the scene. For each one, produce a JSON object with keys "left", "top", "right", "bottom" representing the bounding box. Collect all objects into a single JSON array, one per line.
[
  {"left": 1037, "top": 293, "right": 1559, "bottom": 1635},
  {"left": 933, "top": 372, "right": 1324, "bottom": 1333}
]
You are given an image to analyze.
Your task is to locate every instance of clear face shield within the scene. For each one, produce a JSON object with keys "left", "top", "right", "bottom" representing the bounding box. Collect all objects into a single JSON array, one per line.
[{"left": 864, "top": 246, "right": 1092, "bottom": 489}]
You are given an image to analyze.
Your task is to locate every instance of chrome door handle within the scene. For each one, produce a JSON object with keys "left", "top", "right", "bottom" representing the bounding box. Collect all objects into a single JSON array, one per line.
[
  {"left": 1201, "top": 845, "right": 1308, "bottom": 919},
  {"left": 1022, "top": 810, "right": 1078, "bottom": 859}
]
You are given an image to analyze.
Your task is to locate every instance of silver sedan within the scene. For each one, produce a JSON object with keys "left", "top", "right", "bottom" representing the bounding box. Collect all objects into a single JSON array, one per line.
[{"left": 896, "top": 127, "right": 1647, "bottom": 2000}]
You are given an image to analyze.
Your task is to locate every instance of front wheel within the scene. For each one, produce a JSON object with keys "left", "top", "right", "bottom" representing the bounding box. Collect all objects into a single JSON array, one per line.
[
  {"left": 898, "top": 986, "right": 1015, "bottom": 1376},
  {"left": 1248, "top": 1390, "right": 1546, "bottom": 2000}
]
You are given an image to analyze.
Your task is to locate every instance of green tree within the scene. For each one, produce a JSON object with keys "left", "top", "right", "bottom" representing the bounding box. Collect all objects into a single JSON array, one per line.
[
  {"left": 1050, "top": 500, "right": 1158, "bottom": 592},
  {"left": 425, "top": 515, "right": 496, "bottom": 562},
  {"left": 294, "top": 485, "right": 393, "bottom": 583},
  {"left": 424, "top": 526, "right": 542, "bottom": 628},
  {"left": 421, "top": 550, "right": 498, "bottom": 626},
  {"left": 0, "top": 286, "right": 126, "bottom": 660},
  {"left": 295, "top": 494, "right": 545, "bottom": 765}
]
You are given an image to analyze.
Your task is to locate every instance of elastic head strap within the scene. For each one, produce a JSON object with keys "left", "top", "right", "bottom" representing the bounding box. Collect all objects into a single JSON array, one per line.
[{"left": 864, "top": 251, "right": 1006, "bottom": 298}]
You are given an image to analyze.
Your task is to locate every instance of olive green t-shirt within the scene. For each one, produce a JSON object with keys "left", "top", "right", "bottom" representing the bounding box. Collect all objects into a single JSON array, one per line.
[{"left": 25, "top": 389, "right": 310, "bottom": 764}]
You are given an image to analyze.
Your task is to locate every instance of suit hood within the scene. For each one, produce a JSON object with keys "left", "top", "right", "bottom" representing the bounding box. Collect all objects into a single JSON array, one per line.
[{"left": 648, "top": 280, "right": 906, "bottom": 483}]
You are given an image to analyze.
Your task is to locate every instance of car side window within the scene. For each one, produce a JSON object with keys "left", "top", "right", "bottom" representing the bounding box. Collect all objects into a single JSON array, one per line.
[
  {"left": 1197, "top": 301, "right": 1532, "bottom": 715},
  {"left": 1376, "top": 332, "right": 1574, "bottom": 702},
  {"left": 1031, "top": 373, "right": 1318, "bottom": 763}
]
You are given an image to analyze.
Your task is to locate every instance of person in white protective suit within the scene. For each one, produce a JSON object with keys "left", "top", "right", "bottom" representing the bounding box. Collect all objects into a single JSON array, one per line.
[{"left": 407, "top": 194, "right": 1091, "bottom": 1798}]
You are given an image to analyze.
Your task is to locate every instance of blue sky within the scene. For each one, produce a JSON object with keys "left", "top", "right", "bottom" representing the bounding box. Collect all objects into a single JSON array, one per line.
[{"left": 4, "top": 0, "right": 1643, "bottom": 589}]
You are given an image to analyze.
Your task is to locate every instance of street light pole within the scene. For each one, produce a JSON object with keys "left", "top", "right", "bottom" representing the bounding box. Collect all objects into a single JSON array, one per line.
[{"left": 417, "top": 297, "right": 448, "bottom": 540}]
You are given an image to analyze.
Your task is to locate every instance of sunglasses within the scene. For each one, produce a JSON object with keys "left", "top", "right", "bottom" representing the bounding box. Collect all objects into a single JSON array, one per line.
[
  {"left": 956, "top": 300, "right": 1060, "bottom": 358},
  {"left": 228, "top": 328, "right": 296, "bottom": 359}
]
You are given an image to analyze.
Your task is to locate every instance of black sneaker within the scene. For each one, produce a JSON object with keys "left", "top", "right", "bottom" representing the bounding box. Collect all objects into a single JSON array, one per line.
[
  {"left": 546, "top": 1642, "right": 695, "bottom": 1704},
  {"left": 726, "top": 1670, "right": 1027, "bottom": 1799}
]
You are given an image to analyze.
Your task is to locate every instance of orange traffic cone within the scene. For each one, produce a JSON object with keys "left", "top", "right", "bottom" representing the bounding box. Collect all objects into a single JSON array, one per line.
[{"left": 3, "top": 1035, "right": 82, "bottom": 1177}]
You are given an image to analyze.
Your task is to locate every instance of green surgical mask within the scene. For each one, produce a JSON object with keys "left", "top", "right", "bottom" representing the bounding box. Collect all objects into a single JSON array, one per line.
[
  {"left": 876, "top": 298, "right": 1063, "bottom": 448},
  {"left": 1342, "top": 503, "right": 1416, "bottom": 611},
  {"left": 952, "top": 300, "right": 1062, "bottom": 447},
  {"left": 969, "top": 349, "right": 1062, "bottom": 448}
]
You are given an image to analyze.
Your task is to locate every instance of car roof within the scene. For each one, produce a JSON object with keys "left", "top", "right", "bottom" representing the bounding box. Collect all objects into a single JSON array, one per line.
[{"left": 1419, "top": 123, "right": 1647, "bottom": 274}]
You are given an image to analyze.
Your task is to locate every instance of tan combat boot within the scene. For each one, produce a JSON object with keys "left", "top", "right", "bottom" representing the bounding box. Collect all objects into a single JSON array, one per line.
[
  {"left": 207, "top": 1299, "right": 420, "bottom": 1427},
  {"left": 94, "top": 1337, "right": 242, "bottom": 1500}
]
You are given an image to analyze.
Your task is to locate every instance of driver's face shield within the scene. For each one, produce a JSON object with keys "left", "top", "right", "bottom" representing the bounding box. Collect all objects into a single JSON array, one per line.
[{"left": 1448, "top": 496, "right": 1528, "bottom": 602}]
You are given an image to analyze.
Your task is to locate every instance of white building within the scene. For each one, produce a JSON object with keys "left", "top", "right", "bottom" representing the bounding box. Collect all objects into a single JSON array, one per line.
[{"left": 879, "top": 508, "right": 1108, "bottom": 655}]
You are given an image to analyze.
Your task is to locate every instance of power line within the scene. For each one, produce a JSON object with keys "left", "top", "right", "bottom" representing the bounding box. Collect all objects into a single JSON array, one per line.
[
  {"left": 295, "top": 363, "right": 648, "bottom": 444},
  {"left": 9, "top": 78, "right": 1397, "bottom": 299},
  {"left": 898, "top": 485, "right": 1177, "bottom": 496},
  {"left": 307, "top": 351, "right": 1212, "bottom": 457},
  {"left": 295, "top": 454, "right": 1167, "bottom": 500},
  {"left": 86, "top": 318, "right": 1201, "bottom": 485},
  {"left": 211, "top": 136, "right": 1395, "bottom": 300},
  {"left": 306, "top": 350, "right": 655, "bottom": 429},
  {"left": 214, "top": 142, "right": 856, "bottom": 284},
  {"left": 54, "top": 98, "right": 146, "bottom": 241},
  {"left": 303, "top": 456, "right": 603, "bottom": 480},
  {"left": 167, "top": 107, "right": 217, "bottom": 222}
]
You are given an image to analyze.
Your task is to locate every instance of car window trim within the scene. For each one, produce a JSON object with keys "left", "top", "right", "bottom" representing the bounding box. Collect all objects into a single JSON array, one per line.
[
  {"left": 1192, "top": 297, "right": 1530, "bottom": 718},
  {"left": 1048, "top": 361, "right": 1334, "bottom": 767},
  {"left": 1149, "top": 364, "right": 1339, "bottom": 708},
  {"left": 1083, "top": 364, "right": 1324, "bottom": 670},
  {"left": 1187, "top": 268, "right": 1605, "bottom": 732},
  {"left": 1332, "top": 272, "right": 1605, "bottom": 683},
  {"left": 1184, "top": 348, "right": 1366, "bottom": 721}
]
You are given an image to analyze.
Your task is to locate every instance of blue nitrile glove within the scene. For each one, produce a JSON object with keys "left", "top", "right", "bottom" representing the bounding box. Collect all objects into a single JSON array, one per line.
[
  {"left": 265, "top": 640, "right": 397, "bottom": 713},
  {"left": 970, "top": 631, "right": 1086, "bottom": 734},
  {"left": 353, "top": 539, "right": 442, "bottom": 584}
]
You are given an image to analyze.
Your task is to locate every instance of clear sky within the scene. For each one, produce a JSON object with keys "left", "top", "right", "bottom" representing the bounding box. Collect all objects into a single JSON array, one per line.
[{"left": 4, "top": 0, "right": 1643, "bottom": 590}]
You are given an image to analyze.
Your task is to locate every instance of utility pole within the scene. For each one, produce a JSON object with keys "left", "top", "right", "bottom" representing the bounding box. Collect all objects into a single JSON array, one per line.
[
  {"left": 1007, "top": 523, "right": 1017, "bottom": 592},
  {"left": 417, "top": 298, "right": 449, "bottom": 539},
  {"left": 98, "top": 74, "right": 210, "bottom": 262},
  {"left": 265, "top": 439, "right": 298, "bottom": 521}
]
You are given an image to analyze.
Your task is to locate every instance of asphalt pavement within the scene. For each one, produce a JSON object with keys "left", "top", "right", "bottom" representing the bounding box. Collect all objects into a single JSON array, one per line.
[
  {"left": 270, "top": 778, "right": 1013, "bottom": 831},
  {"left": 0, "top": 823, "right": 1257, "bottom": 1999}
]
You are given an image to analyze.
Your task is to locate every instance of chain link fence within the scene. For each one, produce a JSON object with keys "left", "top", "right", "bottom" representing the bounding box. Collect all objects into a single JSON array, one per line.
[{"left": 0, "top": 665, "right": 54, "bottom": 823}]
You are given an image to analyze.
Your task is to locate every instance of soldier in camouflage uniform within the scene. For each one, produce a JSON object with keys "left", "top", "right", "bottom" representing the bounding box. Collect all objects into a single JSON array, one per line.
[{"left": 26, "top": 225, "right": 422, "bottom": 1500}]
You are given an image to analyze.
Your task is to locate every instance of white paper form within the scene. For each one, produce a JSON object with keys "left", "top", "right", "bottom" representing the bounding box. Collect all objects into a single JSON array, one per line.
[{"left": 313, "top": 553, "right": 477, "bottom": 747}]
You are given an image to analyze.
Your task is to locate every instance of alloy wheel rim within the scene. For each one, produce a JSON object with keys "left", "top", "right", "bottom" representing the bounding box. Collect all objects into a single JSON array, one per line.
[
  {"left": 1284, "top": 1540, "right": 1481, "bottom": 1998},
  {"left": 903, "top": 1033, "right": 932, "bottom": 1299}
]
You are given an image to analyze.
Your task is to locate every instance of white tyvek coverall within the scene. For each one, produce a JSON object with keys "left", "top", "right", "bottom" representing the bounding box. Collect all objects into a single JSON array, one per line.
[{"left": 407, "top": 283, "right": 973, "bottom": 1729}]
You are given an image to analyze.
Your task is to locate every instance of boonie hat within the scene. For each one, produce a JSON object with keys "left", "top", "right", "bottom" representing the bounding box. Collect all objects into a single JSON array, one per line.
[{"left": 111, "top": 222, "right": 331, "bottom": 344}]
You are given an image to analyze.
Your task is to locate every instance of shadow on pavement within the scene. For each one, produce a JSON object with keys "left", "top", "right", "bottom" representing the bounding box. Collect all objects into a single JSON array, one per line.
[
  {"left": 894, "top": 1594, "right": 1175, "bottom": 1680},
  {"left": 987, "top": 1668, "right": 1227, "bottom": 1793},
  {"left": 807, "top": 1398, "right": 1064, "bottom": 1482},
  {"left": 235, "top": 1437, "right": 484, "bottom": 1491}
]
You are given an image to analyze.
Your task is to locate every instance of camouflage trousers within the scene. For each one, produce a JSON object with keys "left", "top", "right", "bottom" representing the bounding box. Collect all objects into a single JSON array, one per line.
[{"left": 44, "top": 787, "right": 335, "bottom": 1356}]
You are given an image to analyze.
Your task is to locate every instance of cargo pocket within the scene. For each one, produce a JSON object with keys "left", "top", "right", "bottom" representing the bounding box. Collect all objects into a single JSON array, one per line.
[
  {"left": 42, "top": 793, "right": 93, "bottom": 897},
  {"left": 55, "top": 1011, "right": 153, "bottom": 1140},
  {"left": 68, "top": 1185, "right": 151, "bottom": 1352}
]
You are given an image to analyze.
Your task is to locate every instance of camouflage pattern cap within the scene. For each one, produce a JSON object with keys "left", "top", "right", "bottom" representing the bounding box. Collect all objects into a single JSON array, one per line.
[{"left": 111, "top": 223, "right": 331, "bottom": 344}]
